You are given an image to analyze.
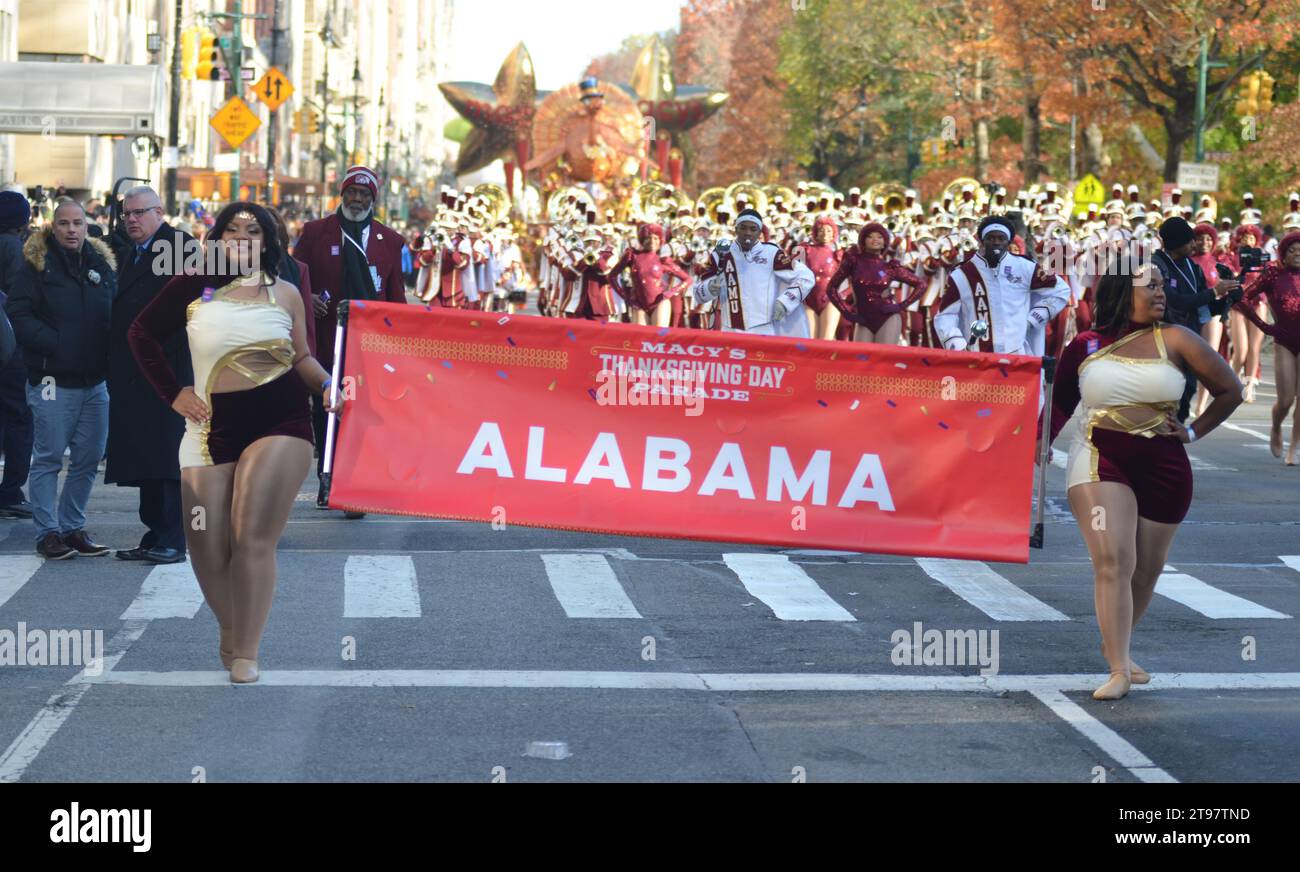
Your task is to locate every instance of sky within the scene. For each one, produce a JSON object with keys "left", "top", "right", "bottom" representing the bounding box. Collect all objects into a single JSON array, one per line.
[{"left": 447, "top": 0, "right": 683, "bottom": 91}]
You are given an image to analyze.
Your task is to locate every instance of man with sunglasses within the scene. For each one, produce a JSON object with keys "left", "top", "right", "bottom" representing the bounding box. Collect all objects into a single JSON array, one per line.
[{"left": 106, "top": 186, "right": 194, "bottom": 563}]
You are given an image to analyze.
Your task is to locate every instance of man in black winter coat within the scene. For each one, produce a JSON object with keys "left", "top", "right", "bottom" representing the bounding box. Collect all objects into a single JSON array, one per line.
[
  {"left": 4, "top": 198, "right": 116, "bottom": 560},
  {"left": 1153, "top": 217, "right": 1240, "bottom": 422},
  {"left": 107, "top": 186, "right": 192, "bottom": 564},
  {"left": 0, "top": 190, "right": 34, "bottom": 520}
]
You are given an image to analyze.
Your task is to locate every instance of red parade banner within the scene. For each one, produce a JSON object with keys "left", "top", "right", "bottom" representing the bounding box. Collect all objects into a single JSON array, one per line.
[{"left": 328, "top": 302, "right": 1044, "bottom": 563}]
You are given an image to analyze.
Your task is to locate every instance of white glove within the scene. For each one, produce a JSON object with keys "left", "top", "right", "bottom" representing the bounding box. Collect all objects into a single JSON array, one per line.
[{"left": 772, "top": 296, "right": 792, "bottom": 323}]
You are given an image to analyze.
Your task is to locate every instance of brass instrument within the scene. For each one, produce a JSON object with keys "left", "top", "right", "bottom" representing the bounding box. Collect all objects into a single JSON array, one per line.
[
  {"left": 630, "top": 181, "right": 692, "bottom": 225},
  {"left": 866, "top": 182, "right": 908, "bottom": 215},
  {"left": 696, "top": 187, "right": 727, "bottom": 223},
  {"left": 546, "top": 186, "right": 596, "bottom": 223},
  {"left": 724, "top": 180, "right": 769, "bottom": 216},
  {"left": 583, "top": 250, "right": 600, "bottom": 266},
  {"left": 764, "top": 183, "right": 797, "bottom": 211},
  {"left": 802, "top": 181, "right": 838, "bottom": 207},
  {"left": 944, "top": 177, "right": 988, "bottom": 209},
  {"left": 469, "top": 182, "right": 512, "bottom": 224}
]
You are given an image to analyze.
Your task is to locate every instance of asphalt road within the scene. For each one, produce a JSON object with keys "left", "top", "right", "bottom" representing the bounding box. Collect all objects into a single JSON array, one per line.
[{"left": 0, "top": 358, "right": 1296, "bottom": 783}]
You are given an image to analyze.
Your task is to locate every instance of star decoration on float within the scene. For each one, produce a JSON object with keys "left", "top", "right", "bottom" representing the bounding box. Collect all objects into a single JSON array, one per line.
[
  {"left": 438, "top": 42, "right": 540, "bottom": 176},
  {"left": 618, "top": 35, "right": 728, "bottom": 136}
]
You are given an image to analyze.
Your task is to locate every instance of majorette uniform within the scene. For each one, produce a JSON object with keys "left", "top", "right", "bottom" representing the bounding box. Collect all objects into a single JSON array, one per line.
[
  {"left": 608, "top": 224, "right": 691, "bottom": 312},
  {"left": 1051, "top": 322, "right": 1193, "bottom": 524},
  {"left": 792, "top": 215, "right": 844, "bottom": 315},
  {"left": 1238, "top": 232, "right": 1300, "bottom": 355},
  {"left": 824, "top": 223, "right": 924, "bottom": 332}
]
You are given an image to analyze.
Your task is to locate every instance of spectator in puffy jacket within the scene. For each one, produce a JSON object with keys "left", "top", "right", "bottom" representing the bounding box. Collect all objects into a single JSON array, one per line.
[{"left": 4, "top": 197, "right": 116, "bottom": 560}]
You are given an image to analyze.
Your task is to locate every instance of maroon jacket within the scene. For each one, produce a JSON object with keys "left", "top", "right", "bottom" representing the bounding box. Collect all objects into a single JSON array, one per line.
[{"left": 293, "top": 212, "right": 407, "bottom": 365}]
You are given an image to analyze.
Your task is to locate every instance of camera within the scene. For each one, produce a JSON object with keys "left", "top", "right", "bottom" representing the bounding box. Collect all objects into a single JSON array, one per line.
[{"left": 1238, "top": 246, "right": 1265, "bottom": 272}]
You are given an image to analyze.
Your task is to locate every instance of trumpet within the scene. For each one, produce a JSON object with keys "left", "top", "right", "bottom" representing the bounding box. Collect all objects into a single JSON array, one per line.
[
  {"left": 583, "top": 250, "right": 600, "bottom": 266},
  {"left": 689, "top": 237, "right": 710, "bottom": 255},
  {"left": 431, "top": 230, "right": 449, "bottom": 247}
]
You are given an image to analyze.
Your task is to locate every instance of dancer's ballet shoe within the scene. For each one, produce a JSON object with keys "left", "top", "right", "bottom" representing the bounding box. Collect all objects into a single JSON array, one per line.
[
  {"left": 230, "top": 658, "right": 259, "bottom": 684},
  {"left": 1129, "top": 663, "right": 1151, "bottom": 684},
  {"left": 219, "top": 628, "right": 234, "bottom": 670},
  {"left": 1093, "top": 672, "right": 1131, "bottom": 701}
]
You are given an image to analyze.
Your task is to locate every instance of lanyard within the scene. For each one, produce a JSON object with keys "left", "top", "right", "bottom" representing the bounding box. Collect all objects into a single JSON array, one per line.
[
  {"left": 341, "top": 226, "right": 367, "bottom": 258},
  {"left": 1169, "top": 254, "right": 1198, "bottom": 295}
]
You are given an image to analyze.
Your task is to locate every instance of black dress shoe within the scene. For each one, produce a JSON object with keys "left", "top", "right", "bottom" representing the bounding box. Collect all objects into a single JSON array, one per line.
[
  {"left": 344, "top": 511, "right": 366, "bottom": 520},
  {"left": 0, "top": 500, "right": 34, "bottom": 520},
  {"left": 115, "top": 546, "right": 152, "bottom": 560},
  {"left": 142, "top": 547, "right": 186, "bottom": 564}
]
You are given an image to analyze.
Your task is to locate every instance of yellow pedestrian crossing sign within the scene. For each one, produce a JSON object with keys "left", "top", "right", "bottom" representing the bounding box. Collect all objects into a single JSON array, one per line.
[
  {"left": 210, "top": 96, "right": 261, "bottom": 149},
  {"left": 1073, "top": 173, "right": 1105, "bottom": 205},
  {"left": 253, "top": 67, "right": 294, "bottom": 112}
]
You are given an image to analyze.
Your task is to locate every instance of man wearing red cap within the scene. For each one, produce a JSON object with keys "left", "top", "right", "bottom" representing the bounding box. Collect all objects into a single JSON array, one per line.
[{"left": 293, "top": 166, "right": 407, "bottom": 516}]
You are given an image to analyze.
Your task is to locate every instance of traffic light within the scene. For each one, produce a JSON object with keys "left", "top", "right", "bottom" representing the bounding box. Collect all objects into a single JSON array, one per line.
[
  {"left": 306, "top": 110, "right": 319, "bottom": 134},
  {"left": 195, "top": 31, "right": 221, "bottom": 81},
  {"left": 180, "top": 27, "right": 199, "bottom": 79},
  {"left": 1235, "top": 71, "right": 1260, "bottom": 117},
  {"left": 1258, "top": 71, "right": 1275, "bottom": 113}
]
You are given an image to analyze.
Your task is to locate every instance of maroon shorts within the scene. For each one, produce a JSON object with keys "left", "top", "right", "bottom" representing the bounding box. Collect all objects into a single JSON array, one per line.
[
  {"left": 857, "top": 297, "right": 902, "bottom": 333},
  {"left": 1090, "top": 428, "right": 1193, "bottom": 524},
  {"left": 208, "top": 372, "right": 314, "bottom": 465}
]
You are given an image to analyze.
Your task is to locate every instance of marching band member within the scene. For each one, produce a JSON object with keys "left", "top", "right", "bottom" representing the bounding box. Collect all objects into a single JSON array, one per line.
[
  {"left": 424, "top": 221, "right": 473, "bottom": 308},
  {"left": 561, "top": 228, "right": 618, "bottom": 322},
  {"left": 609, "top": 223, "right": 691, "bottom": 328},
  {"left": 933, "top": 215, "right": 1071, "bottom": 356},
  {"left": 792, "top": 214, "right": 845, "bottom": 341},
  {"left": 1236, "top": 232, "right": 1300, "bottom": 464},
  {"left": 824, "top": 221, "right": 924, "bottom": 347},
  {"left": 691, "top": 209, "right": 815, "bottom": 337}
]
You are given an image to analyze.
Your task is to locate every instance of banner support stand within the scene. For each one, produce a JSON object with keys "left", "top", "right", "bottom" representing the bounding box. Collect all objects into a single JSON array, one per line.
[
  {"left": 317, "top": 299, "right": 348, "bottom": 509},
  {"left": 1029, "top": 355, "right": 1057, "bottom": 549}
]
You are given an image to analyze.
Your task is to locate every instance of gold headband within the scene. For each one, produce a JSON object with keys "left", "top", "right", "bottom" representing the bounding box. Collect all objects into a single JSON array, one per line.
[{"left": 233, "top": 210, "right": 257, "bottom": 223}]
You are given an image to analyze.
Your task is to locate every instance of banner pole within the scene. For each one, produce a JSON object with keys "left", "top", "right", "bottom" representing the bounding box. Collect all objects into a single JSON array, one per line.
[
  {"left": 1030, "top": 355, "right": 1057, "bottom": 549},
  {"left": 318, "top": 300, "right": 348, "bottom": 508}
]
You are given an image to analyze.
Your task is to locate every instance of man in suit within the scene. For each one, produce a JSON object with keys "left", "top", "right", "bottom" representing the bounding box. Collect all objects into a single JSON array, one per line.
[
  {"left": 106, "top": 185, "right": 192, "bottom": 563},
  {"left": 293, "top": 166, "right": 407, "bottom": 517}
]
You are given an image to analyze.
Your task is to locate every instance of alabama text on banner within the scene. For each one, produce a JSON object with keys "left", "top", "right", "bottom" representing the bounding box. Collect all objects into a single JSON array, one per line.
[{"left": 328, "top": 302, "right": 1044, "bottom": 562}]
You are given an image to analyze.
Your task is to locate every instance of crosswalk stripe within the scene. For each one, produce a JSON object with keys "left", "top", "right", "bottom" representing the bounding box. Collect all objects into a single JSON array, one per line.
[
  {"left": 1280, "top": 556, "right": 1300, "bottom": 576},
  {"left": 722, "top": 553, "right": 855, "bottom": 622},
  {"left": 119, "top": 561, "right": 205, "bottom": 621},
  {"left": 1029, "top": 689, "right": 1177, "bottom": 783},
  {"left": 343, "top": 555, "right": 421, "bottom": 618},
  {"left": 914, "top": 558, "right": 1069, "bottom": 622},
  {"left": 1157, "top": 566, "right": 1290, "bottom": 619},
  {"left": 0, "top": 556, "right": 43, "bottom": 611},
  {"left": 540, "top": 554, "right": 642, "bottom": 619}
]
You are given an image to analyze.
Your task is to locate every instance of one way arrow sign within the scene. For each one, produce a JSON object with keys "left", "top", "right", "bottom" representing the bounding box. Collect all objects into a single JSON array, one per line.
[{"left": 252, "top": 67, "right": 294, "bottom": 112}]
